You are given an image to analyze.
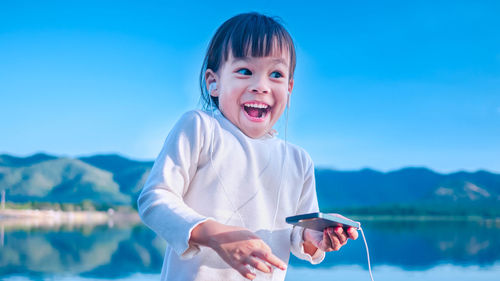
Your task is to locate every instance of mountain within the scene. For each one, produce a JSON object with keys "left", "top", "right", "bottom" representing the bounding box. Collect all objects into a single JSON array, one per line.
[
  {"left": 0, "top": 153, "right": 57, "bottom": 167},
  {"left": 315, "top": 167, "right": 442, "bottom": 207},
  {"left": 0, "top": 153, "right": 499, "bottom": 214},
  {"left": 315, "top": 167, "right": 500, "bottom": 215},
  {"left": 78, "top": 154, "right": 153, "bottom": 197},
  {"left": 0, "top": 154, "right": 130, "bottom": 204}
]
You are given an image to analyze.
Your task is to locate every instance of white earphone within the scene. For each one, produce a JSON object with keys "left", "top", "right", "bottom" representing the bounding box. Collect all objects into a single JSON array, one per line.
[{"left": 208, "top": 82, "right": 217, "bottom": 94}]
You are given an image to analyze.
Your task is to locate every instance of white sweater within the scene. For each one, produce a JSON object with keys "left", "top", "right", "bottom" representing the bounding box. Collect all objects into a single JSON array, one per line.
[{"left": 137, "top": 110, "right": 324, "bottom": 281}]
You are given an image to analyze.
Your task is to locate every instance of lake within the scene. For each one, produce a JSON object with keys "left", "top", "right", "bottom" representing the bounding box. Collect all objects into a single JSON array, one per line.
[{"left": 0, "top": 219, "right": 498, "bottom": 280}]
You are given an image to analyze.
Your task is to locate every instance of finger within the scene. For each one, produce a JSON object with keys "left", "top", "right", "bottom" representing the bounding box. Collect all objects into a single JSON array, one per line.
[
  {"left": 245, "top": 256, "right": 272, "bottom": 273},
  {"left": 333, "top": 227, "right": 347, "bottom": 245},
  {"left": 331, "top": 235, "right": 342, "bottom": 251},
  {"left": 319, "top": 228, "right": 333, "bottom": 251},
  {"left": 325, "top": 228, "right": 341, "bottom": 251},
  {"left": 347, "top": 227, "right": 359, "bottom": 240},
  {"left": 253, "top": 251, "right": 287, "bottom": 270},
  {"left": 236, "top": 264, "right": 256, "bottom": 280},
  {"left": 304, "top": 228, "right": 323, "bottom": 246}
]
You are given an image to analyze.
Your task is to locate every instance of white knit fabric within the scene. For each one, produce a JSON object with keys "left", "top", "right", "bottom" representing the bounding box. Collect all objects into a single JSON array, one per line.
[{"left": 137, "top": 110, "right": 324, "bottom": 281}]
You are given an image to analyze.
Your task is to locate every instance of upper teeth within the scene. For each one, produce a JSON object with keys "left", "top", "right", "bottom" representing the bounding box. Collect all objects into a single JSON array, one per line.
[{"left": 245, "top": 103, "right": 268, "bottom": 109}]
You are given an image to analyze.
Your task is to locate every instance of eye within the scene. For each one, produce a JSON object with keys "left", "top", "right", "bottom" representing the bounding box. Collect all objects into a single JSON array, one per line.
[
  {"left": 236, "top": 68, "right": 252, "bottom": 75},
  {"left": 270, "top": 71, "right": 284, "bottom": 78}
]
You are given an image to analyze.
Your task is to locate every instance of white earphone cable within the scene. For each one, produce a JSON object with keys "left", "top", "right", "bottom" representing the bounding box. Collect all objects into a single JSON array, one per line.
[
  {"left": 270, "top": 100, "right": 289, "bottom": 235},
  {"left": 359, "top": 227, "right": 375, "bottom": 281},
  {"left": 208, "top": 96, "right": 247, "bottom": 228},
  {"left": 207, "top": 85, "right": 288, "bottom": 232}
]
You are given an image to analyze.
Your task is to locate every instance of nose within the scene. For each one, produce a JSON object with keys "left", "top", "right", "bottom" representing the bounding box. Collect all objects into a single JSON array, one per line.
[{"left": 250, "top": 76, "right": 270, "bottom": 94}]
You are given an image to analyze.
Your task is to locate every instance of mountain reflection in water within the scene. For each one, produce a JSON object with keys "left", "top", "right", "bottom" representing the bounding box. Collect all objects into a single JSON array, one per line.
[
  {"left": 0, "top": 220, "right": 498, "bottom": 279},
  {"left": 291, "top": 219, "right": 500, "bottom": 270}
]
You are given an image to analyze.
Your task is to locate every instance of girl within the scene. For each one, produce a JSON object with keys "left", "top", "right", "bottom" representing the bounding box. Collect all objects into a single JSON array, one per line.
[{"left": 137, "top": 12, "right": 358, "bottom": 281}]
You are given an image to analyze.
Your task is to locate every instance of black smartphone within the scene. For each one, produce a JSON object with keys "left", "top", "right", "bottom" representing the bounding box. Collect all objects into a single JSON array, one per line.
[{"left": 286, "top": 212, "right": 361, "bottom": 232}]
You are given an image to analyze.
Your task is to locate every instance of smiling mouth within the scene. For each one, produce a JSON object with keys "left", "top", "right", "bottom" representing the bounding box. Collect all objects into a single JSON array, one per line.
[{"left": 243, "top": 103, "right": 271, "bottom": 119}]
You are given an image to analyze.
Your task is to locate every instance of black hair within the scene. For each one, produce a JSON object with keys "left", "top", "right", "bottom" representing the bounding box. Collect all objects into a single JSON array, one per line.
[{"left": 199, "top": 12, "right": 296, "bottom": 109}]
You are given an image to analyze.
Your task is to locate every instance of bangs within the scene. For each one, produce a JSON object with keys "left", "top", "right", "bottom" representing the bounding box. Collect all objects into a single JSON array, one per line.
[{"left": 224, "top": 20, "right": 293, "bottom": 63}]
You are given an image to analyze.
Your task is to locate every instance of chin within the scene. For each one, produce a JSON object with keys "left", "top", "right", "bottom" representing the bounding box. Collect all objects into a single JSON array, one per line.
[
  {"left": 235, "top": 110, "right": 274, "bottom": 139},
  {"left": 241, "top": 126, "right": 269, "bottom": 139}
]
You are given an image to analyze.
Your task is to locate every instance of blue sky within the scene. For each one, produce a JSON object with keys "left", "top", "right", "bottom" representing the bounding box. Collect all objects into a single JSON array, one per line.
[{"left": 1, "top": 1, "right": 499, "bottom": 173}]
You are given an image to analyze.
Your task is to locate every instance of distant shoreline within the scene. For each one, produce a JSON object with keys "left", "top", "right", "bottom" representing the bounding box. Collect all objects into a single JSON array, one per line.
[
  {"left": 0, "top": 208, "right": 140, "bottom": 228},
  {"left": 350, "top": 214, "right": 500, "bottom": 224}
]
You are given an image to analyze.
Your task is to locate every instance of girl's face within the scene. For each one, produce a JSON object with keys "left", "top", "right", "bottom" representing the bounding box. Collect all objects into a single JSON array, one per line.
[{"left": 206, "top": 53, "right": 294, "bottom": 139}]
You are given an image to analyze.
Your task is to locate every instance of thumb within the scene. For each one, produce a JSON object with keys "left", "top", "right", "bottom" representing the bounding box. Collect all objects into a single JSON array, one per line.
[{"left": 304, "top": 228, "right": 323, "bottom": 247}]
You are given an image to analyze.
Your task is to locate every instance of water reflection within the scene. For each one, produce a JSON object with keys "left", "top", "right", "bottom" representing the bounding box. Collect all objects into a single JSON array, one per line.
[
  {"left": 291, "top": 219, "right": 500, "bottom": 270},
  {"left": 0, "top": 223, "right": 165, "bottom": 279},
  {"left": 1, "top": 224, "right": 4, "bottom": 247},
  {"left": 0, "top": 219, "right": 498, "bottom": 279}
]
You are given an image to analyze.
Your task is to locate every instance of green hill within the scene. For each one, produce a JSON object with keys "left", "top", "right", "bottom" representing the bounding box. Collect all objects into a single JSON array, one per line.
[
  {"left": 78, "top": 154, "right": 152, "bottom": 197},
  {"left": 315, "top": 167, "right": 500, "bottom": 216},
  {"left": 0, "top": 156, "right": 130, "bottom": 205},
  {"left": 0, "top": 153, "right": 57, "bottom": 167}
]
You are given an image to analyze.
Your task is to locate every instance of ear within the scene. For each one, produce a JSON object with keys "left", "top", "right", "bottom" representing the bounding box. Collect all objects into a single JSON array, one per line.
[
  {"left": 287, "top": 78, "right": 294, "bottom": 107},
  {"left": 205, "top": 69, "right": 219, "bottom": 97},
  {"left": 287, "top": 78, "right": 294, "bottom": 94}
]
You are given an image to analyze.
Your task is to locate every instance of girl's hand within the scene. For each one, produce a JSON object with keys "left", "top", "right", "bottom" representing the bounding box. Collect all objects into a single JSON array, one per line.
[
  {"left": 190, "top": 220, "right": 287, "bottom": 280},
  {"left": 302, "top": 214, "right": 358, "bottom": 253}
]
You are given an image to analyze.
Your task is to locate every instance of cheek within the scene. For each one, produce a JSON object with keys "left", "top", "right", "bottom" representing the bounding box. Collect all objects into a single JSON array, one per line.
[
  {"left": 277, "top": 92, "right": 289, "bottom": 108},
  {"left": 218, "top": 92, "right": 240, "bottom": 115},
  {"left": 272, "top": 99, "right": 287, "bottom": 119}
]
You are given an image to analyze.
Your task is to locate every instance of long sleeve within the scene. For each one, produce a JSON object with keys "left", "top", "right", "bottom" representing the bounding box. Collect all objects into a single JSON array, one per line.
[
  {"left": 290, "top": 155, "right": 325, "bottom": 264},
  {"left": 137, "top": 111, "right": 211, "bottom": 259}
]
